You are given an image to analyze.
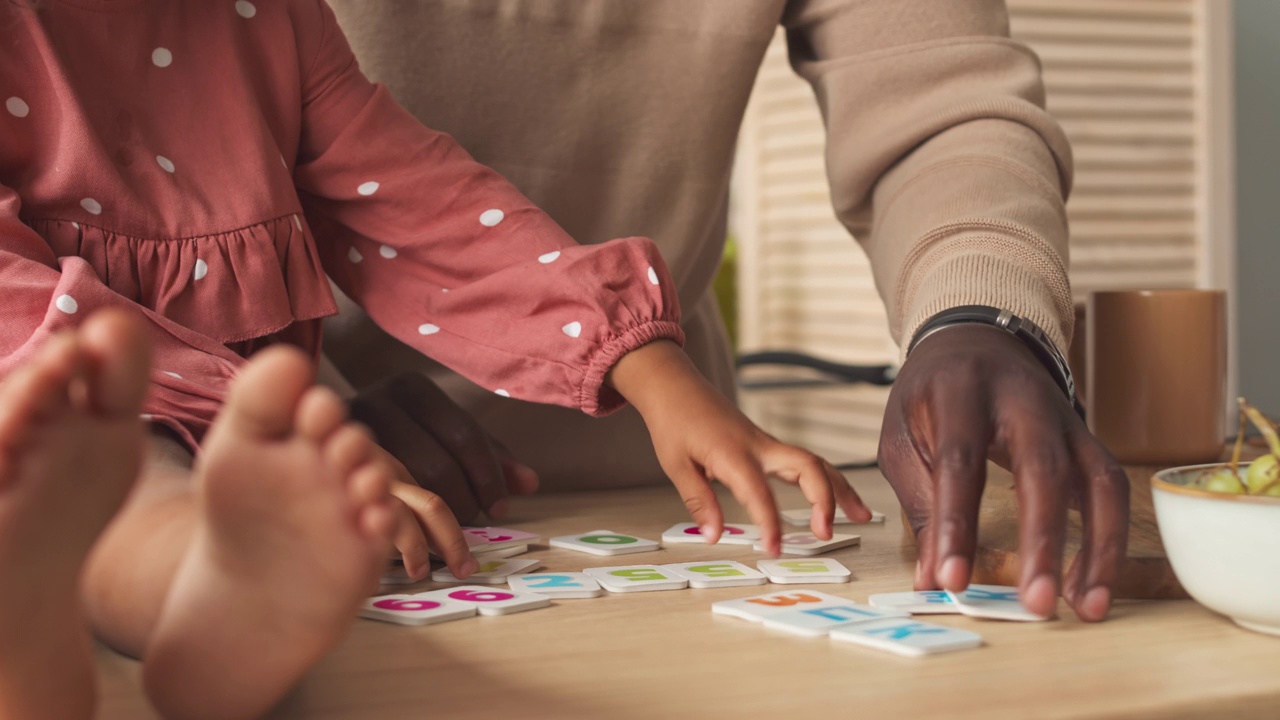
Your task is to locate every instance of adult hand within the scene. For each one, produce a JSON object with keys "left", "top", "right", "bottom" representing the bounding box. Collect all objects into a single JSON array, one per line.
[
  {"left": 348, "top": 372, "right": 539, "bottom": 525},
  {"left": 877, "top": 324, "right": 1128, "bottom": 622}
]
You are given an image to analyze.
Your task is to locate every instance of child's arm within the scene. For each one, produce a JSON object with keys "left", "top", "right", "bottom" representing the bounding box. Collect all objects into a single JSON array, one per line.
[
  {"left": 607, "top": 341, "right": 873, "bottom": 556},
  {"left": 291, "top": 1, "right": 683, "bottom": 418}
]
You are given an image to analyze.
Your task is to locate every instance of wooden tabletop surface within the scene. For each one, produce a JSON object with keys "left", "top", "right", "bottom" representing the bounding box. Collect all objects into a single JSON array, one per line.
[{"left": 95, "top": 469, "right": 1280, "bottom": 720}]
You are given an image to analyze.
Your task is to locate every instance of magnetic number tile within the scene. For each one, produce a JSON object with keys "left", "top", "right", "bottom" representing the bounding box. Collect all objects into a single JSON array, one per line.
[
  {"left": 473, "top": 544, "right": 530, "bottom": 561},
  {"left": 359, "top": 594, "right": 476, "bottom": 626},
  {"left": 431, "top": 558, "right": 541, "bottom": 585},
  {"left": 549, "top": 530, "right": 660, "bottom": 556},
  {"left": 945, "top": 584, "right": 1051, "bottom": 622},
  {"left": 782, "top": 508, "right": 885, "bottom": 526},
  {"left": 584, "top": 564, "right": 687, "bottom": 592},
  {"left": 710, "top": 590, "right": 852, "bottom": 623},
  {"left": 461, "top": 527, "right": 541, "bottom": 551},
  {"left": 762, "top": 601, "right": 909, "bottom": 638},
  {"left": 868, "top": 590, "right": 959, "bottom": 615},
  {"left": 831, "top": 618, "right": 983, "bottom": 656},
  {"left": 663, "top": 561, "right": 767, "bottom": 588},
  {"left": 755, "top": 532, "right": 860, "bottom": 556},
  {"left": 507, "top": 572, "right": 603, "bottom": 599},
  {"left": 416, "top": 586, "right": 550, "bottom": 616},
  {"left": 756, "top": 558, "right": 851, "bottom": 584},
  {"left": 661, "top": 523, "right": 761, "bottom": 546}
]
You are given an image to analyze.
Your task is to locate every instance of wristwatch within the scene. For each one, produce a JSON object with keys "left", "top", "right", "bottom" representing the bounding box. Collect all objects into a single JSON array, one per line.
[{"left": 906, "top": 305, "right": 1085, "bottom": 420}]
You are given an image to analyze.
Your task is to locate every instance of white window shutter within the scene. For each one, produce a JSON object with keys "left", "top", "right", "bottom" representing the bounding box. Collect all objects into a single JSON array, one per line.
[{"left": 734, "top": 0, "right": 1219, "bottom": 463}]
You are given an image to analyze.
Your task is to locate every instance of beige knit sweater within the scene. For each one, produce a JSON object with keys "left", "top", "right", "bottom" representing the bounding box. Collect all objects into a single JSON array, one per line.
[{"left": 322, "top": 0, "right": 1073, "bottom": 489}]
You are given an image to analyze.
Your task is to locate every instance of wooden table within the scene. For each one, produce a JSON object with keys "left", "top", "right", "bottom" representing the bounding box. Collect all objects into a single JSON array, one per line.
[{"left": 95, "top": 470, "right": 1280, "bottom": 719}]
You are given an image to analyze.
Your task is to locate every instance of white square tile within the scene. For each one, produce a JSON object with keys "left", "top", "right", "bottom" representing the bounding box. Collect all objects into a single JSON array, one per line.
[
  {"left": 585, "top": 564, "right": 687, "bottom": 592},
  {"left": 663, "top": 561, "right": 767, "bottom": 588},
  {"left": 756, "top": 558, "right": 851, "bottom": 584},
  {"left": 868, "top": 590, "right": 959, "bottom": 615},
  {"left": 507, "top": 572, "right": 603, "bottom": 599},
  {"left": 359, "top": 594, "right": 477, "bottom": 626},
  {"left": 946, "top": 585, "right": 1051, "bottom": 622},
  {"left": 762, "top": 601, "right": 909, "bottom": 638},
  {"left": 417, "top": 586, "right": 550, "bottom": 616},
  {"left": 782, "top": 508, "right": 885, "bottom": 526},
  {"left": 661, "top": 523, "right": 760, "bottom": 545},
  {"left": 549, "top": 530, "right": 661, "bottom": 556},
  {"left": 755, "top": 532, "right": 860, "bottom": 556},
  {"left": 431, "top": 558, "right": 541, "bottom": 584},
  {"left": 710, "top": 590, "right": 853, "bottom": 623},
  {"left": 831, "top": 618, "right": 983, "bottom": 656}
]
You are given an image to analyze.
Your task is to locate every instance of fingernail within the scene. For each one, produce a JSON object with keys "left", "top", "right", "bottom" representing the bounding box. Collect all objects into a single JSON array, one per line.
[
  {"left": 938, "top": 556, "right": 966, "bottom": 589},
  {"left": 1082, "top": 586, "right": 1111, "bottom": 621},
  {"left": 1026, "top": 575, "right": 1057, "bottom": 617},
  {"left": 700, "top": 525, "right": 717, "bottom": 542},
  {"left": 459, "top": 557, "right": 478, "bottom": 577},
  {"left": 488, "top": 499, "right": 509, "bottom": 520}
]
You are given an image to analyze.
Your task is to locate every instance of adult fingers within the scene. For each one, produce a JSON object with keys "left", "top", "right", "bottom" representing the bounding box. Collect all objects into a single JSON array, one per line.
[
  {"left": 353, "top": 397, "right": 481, "bottom": 524},
  {"left": 1003, "top": 401, "right": 1074, "bottom": 619},
  {"left": 384, "top": 373, "right": 510, "bottom": 516},
  {"left": 1064, "top": 430, "right": 1130, "bottom": 622},
  {"left": 928, "top": 382, "right": 995, "bottom": 592}
]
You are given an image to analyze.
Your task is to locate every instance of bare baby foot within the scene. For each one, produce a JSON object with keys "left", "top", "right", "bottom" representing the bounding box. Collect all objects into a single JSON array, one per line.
[
  {"left": 143, "top": 346, "right": 396, "bottom": 720},
  {"left": 0, "top": 310, "right": 151, "bottom": 720}
]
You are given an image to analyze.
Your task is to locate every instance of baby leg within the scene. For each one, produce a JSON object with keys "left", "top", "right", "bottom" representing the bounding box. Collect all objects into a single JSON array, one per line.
[
  {"left": 0, "top": 310, "right": 151, "bottom": 720},
  {"left": 83, "top": 346, "right": 397, "bottom": 720}
]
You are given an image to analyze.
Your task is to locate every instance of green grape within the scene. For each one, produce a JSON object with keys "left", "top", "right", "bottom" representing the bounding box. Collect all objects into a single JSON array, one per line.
[
  {"left": 1246, "top": 454, "right": 1280, "bottom": 495},
  {"left": 1199, "top": 468, "right": 1246, "bottom": 495}
]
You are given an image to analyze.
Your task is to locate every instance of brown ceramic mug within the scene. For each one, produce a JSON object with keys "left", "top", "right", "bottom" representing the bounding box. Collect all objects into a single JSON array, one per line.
[{"left": 1086, "top": 290, "right": 1227, "bottom": 465}]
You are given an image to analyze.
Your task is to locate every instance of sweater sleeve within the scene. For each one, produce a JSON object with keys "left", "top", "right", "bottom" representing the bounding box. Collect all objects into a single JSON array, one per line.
[
  {"left": 291, "top": 1, "right": 683, "bottom": 416},
  {"left": 0, "top": 183, "right": 244, "bottom": 446},
  {"left": 782, "top": 0, "right": 1074, "bottom": 357}
]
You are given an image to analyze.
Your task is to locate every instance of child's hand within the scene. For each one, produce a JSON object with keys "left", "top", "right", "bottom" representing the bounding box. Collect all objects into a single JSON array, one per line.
[
  {"left": 607, "top": 342, "right": 871, "bottom": 556},
  {"left": 371, "top": 444, "right": 479, "bottom": 580}
]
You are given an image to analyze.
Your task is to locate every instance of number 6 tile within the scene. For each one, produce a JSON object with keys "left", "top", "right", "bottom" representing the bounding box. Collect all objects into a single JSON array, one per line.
[
  {"left": 416, "top": 586, "right": 551, "bottom": 616},
  {"left": 359, "top": 594, "right": 477, "bottom": 626}
]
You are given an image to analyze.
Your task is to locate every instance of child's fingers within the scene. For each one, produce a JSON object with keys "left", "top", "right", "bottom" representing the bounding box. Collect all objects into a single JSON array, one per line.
[
  {"left": 713, "top": 452, "right": 782, "bottom": 556},
  {"left": 666, "top": 457, "right": 725, "bottom": 543},
  {"left": 766, "top": 446, "right": 836, "bottom": 540},
  {"left": 388, "top": 498, "right": 432, "bottom": 579},
  {"left": 390, "top": 482, "right": 478, "bottom": 579},
  {"left": 826, "top": 460, "right": 873, "bottom": 522}
]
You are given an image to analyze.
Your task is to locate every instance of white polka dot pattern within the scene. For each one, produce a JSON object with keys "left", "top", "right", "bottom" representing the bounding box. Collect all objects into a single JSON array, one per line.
[
  {"left": 55, "top": 294, "right": 77, "bottom": 314},
  {"left": 418, "top": 324, "right": 440, "bottom": 335},
  {"left": 156, "top": 155, "right": 175, "bottom": 173},
  {"left": 538, "top": 251, "right": 561, "bottom": 264},
  {"left": 152, "top": 48, "right": 173, "bottom": 67},
  {"left": 6, "top": 97, "right": 30, "bottom": 118},
  {"left": 357, "top": 181, "right": 380, "bottom": 196},
  {"left": 235, "top": 1, "right": 257, "bottom": 19},
  {"left": 80, "top": 198, "right": 102, "bottom": 215},
  {"left": 379, "top": 246, "right": 397, "bottom": 259},
  {"left": 479, "top": 209, "right": 504, "bottom": 227},
  {"left": 193, "top": 259, "right": 208, "bottom": 280},
  {"left": 562, "top": 321, "right": 582, "bottom": 338}
]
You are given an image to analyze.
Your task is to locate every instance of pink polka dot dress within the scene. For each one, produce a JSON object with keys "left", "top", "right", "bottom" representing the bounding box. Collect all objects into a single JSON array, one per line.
[{"left": 0, "top": 0, "right": 683, "bottom": 447}]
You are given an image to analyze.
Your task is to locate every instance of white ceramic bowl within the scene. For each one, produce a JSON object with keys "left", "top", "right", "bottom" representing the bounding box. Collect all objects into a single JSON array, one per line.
[{"left": 1152, "top": 462, "right": 1280, "bottom": 636}]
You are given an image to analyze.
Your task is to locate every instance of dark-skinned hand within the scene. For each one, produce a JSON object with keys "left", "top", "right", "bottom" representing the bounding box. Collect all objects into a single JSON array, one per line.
[{"left": 877, "top": 324, "right": 1129, "bottom": 621}]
